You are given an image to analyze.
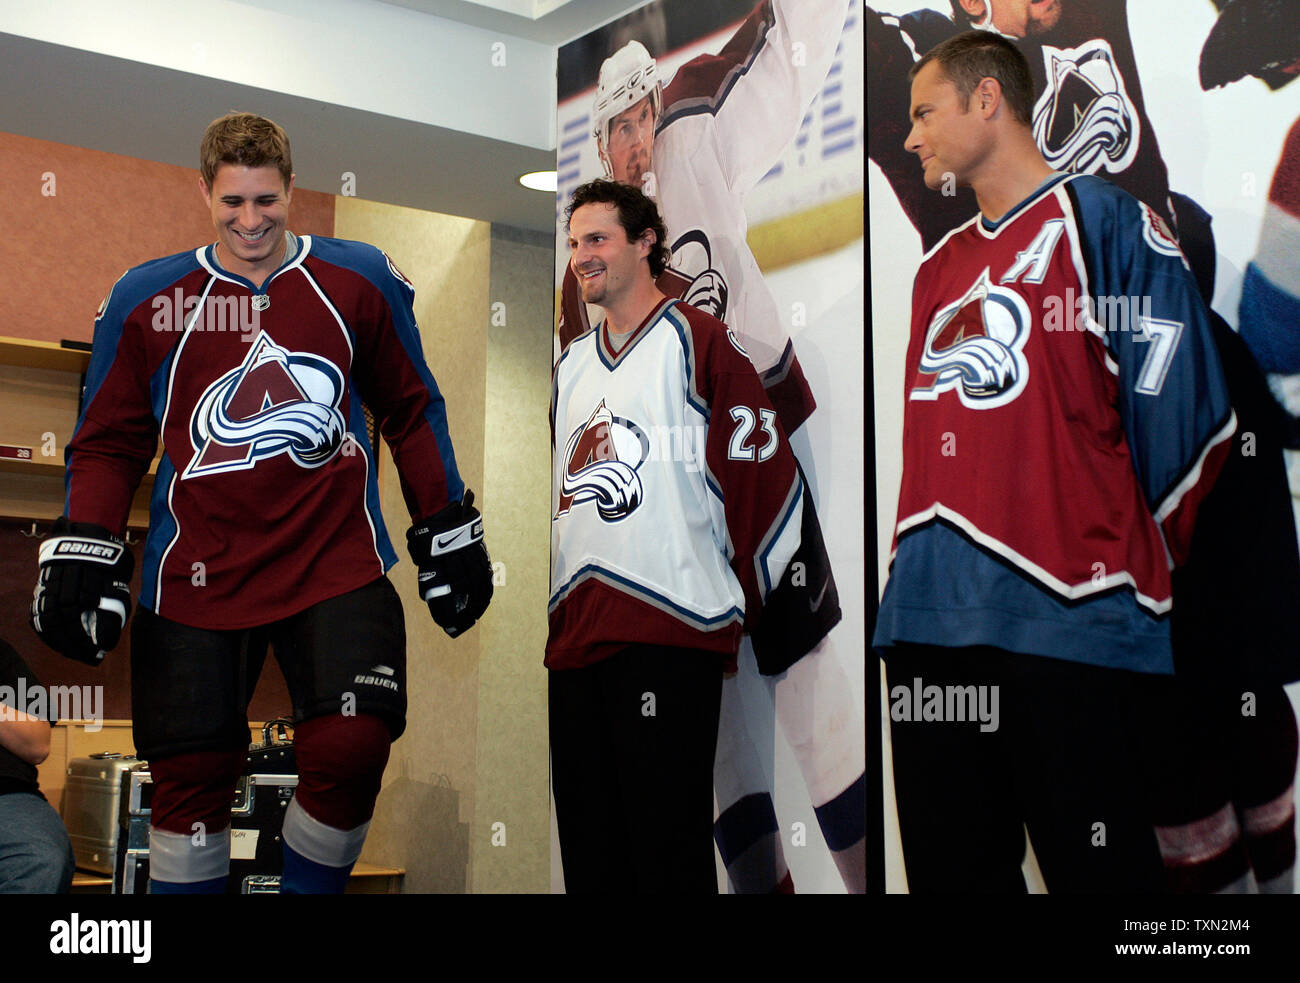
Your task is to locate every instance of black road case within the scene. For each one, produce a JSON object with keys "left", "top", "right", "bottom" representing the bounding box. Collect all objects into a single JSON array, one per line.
[{"left": 114, "top": 720, "right": 298, "bottom": 894}]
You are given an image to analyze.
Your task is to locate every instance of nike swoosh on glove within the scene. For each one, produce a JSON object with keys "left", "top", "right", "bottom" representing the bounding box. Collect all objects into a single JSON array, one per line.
[
  {"left": 406, "top": 490, "right": 493, "bottom": 638},
  {"left": 30, "top": 517, "right": 134, "bottom": 667}
]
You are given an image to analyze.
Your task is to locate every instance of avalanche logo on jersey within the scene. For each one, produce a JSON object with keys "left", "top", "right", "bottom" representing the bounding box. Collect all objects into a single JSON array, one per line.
[
  {"left": 1031, "top": 40, "right": 1139, "bottom": 176},
  {"left": 555, "top": 400, "right": 648, "bottom": 522},
  {"left": 912, "top": 270, "right": 1031, "bottom": 409},
  {"left": 671, "top": 229, "right": 729, "bottom": 320},
  {"left": 183, "top": 331, "right": 347, "bottom": 479}
]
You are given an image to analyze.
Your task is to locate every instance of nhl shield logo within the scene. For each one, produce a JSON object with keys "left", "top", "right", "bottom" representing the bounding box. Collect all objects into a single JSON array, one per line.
[
  {"left": 183, "top": 331, "right": 347, "bottom": 479},
  {"left": 555, "top": 400, "right": 649, "bottom": 521},
  {"left": 912, "top": 270, "right": 1031, "bottom": 410},
  {"left": 1032, "top": 39, "right": 1139, "bottom": 176}
]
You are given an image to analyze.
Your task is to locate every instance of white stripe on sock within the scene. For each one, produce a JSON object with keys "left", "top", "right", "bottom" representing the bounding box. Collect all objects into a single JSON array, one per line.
[
  {"left": 281, "top": 797, "right": 368, "bottom": 868},
  {"left": 148, "top": 826, "right": 230, "bottom": 883},
  {"left": 1240, "top": 784, "right": 1295, "bottom": 838},
  {"left": 1154, "top": 802, "right": 1240, "bottom": 865}
]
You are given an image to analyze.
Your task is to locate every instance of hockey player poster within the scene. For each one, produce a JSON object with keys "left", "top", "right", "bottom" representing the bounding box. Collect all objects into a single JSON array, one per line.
[
  {"left": 869, "top": 1, "right": 1300, "bottom": 893},
  {"left": 552, "top": 0, "right": 866, "bottom": 892}
]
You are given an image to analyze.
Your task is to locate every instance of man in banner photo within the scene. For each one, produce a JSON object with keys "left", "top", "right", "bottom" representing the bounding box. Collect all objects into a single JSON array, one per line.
[{"left": 559, "top": 0, "right": 865, "bottom": 894}]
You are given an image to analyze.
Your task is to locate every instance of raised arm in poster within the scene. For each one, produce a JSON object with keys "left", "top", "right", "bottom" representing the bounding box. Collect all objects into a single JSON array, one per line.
[{"left": 554, "top": 0, "right": 865, "bottom": 893}]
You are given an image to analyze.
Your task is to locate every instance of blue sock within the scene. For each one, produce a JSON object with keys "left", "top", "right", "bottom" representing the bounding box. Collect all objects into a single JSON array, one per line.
[
  {"left": 714, "top": 793, "right": 789, "bottom": 893},
  {"left": 149, "top": 875, "right": 227, "bottom": 894},
  {"left": 279, "top": 842, "right": 354, "bottom": 894},
  {"left": 814, "top": 771, "right": 866, "bottom": 852}
]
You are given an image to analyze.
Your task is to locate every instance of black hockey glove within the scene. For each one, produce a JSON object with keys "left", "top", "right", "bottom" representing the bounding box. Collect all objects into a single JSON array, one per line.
[
  {"left": 406, "top": 490, "right": 493, "bottom": 638},
  {"left": 29, "top": 517, "right": 134, "bottom": 666}
]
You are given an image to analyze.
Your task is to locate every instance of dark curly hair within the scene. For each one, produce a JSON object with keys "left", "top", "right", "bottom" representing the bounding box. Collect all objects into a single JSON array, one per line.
[{"left": 565, "top": 179, "right": 671, "bottom": 278}]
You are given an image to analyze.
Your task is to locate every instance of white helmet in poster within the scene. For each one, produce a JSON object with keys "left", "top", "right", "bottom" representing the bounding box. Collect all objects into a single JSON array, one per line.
[{"left": 592, "top": 40, "right": 662, "bottom": 177}]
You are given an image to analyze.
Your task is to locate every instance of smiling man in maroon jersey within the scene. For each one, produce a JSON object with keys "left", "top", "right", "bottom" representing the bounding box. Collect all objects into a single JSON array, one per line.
[{"left": 29, "top": 112, "right": 493, "bottom": 894}]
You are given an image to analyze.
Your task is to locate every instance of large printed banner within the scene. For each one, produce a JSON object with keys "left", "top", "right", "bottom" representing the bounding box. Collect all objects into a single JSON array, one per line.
[
  {"left": 869, "top": 1, "right": 1300, "bottom": 891},
  {"left": 554, "top": 0, "right": 866, "bottom": 892}
]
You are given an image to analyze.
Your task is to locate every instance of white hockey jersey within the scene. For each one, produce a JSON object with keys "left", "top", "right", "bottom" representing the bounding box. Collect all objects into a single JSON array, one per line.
[{"left": 547, "top": 298, "right": 803, "bottom": 669}]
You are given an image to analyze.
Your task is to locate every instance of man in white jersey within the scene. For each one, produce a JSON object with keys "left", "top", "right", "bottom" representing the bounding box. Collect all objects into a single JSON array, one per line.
[{"left": 549, "top": 179, "right": 804, "bottom": 892}]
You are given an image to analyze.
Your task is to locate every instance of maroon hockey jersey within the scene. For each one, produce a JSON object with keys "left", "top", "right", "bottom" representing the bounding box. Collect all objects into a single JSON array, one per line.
[{"left": 67, "top": 235, "right": 466, "bottom": 629}]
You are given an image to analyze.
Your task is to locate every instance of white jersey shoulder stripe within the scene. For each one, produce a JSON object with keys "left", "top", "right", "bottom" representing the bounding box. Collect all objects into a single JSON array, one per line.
[
  {"left": 1055, "top": 181, "right": 1116, "bottom": 360},
  {"left": 295, "top": 261, "right": 383, "bottom": 570},
  {"left": 1152, "top": 410, "right": 1237, "bottom": 527},
  {"left": 153, "top": 274, "right": 219, "bottom": 612},
  {"left": 754, "top": 474, "right": 802, "bottom": 598},
  {"left": 919, "top": 213, "right": 981, "bottom": 267},
  {"left": 662, "top": 302, "right": 712, "bottom": 422}
]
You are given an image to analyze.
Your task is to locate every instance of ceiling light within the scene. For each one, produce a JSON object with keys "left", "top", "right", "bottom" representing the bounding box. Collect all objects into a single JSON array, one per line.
[{"left": 518, "top": 170, "right": 557, "bottom": 192}]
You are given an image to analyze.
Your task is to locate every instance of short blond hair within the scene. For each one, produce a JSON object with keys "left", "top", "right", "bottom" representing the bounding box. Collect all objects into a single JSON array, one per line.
[{"left": 200, "top": 112, "right": 293, "bottom": 188}]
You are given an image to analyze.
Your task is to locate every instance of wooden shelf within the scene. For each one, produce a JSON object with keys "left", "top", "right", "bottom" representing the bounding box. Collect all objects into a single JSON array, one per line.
[
  {"left": 0, "top": 335, "right": 90, "bottom": 373},
  {"left": 0, "top": 458, "right": 63, "bottom": 478},
  {"left": 0, "top": 457, "right": 156, "bottom": 486}
]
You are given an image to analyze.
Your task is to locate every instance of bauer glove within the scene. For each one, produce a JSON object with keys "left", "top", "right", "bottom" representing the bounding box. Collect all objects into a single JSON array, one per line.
[
  {"left": 406, "top": 490, "right": 493, "bottom": 638},
  {"left": 30, "top": 517, "right": 134, "bottom": 666}
]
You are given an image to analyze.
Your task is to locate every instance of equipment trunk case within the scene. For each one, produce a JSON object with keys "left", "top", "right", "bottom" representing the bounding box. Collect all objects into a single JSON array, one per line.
[
  {"left": 62, "top": 752, "right": 141, "bottom": 874},
  {"left": 113, "top": 720, "right": 299, "bottom": 894}
]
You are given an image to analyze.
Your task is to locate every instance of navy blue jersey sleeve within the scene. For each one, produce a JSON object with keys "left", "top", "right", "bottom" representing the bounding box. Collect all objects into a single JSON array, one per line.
[
  {"left": 1065, "top": 176, "right": 1235, "bottom": 564},
  {"left": 66, "top": 254, "right": 197, "bottom": 532}
]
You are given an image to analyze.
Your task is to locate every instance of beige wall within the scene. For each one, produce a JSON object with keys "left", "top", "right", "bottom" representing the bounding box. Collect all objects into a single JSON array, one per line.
[
  {"left": 0, "top": 130, "right": 335, "bottom": 347},
  {"left": 334, "top": 196, "right": 490, "bottom": 893},
  {"left": 472, "top": 226, "right": 554, "bottom": 893},
  {"left": 331, "top": 202, "right": 553, "bottom": 894}
]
